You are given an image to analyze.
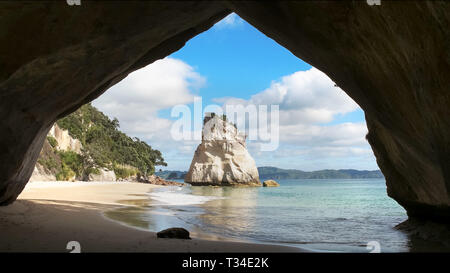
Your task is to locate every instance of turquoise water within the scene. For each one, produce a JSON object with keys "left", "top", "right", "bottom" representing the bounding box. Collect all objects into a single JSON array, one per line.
[{"left": 107, "top": 179, "right": 411, "bottom": 252}]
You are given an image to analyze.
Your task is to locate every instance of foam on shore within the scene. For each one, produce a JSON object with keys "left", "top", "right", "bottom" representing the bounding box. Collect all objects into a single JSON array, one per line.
[{"left": 148, "top": 188, "right": 225, "bottom": 206}]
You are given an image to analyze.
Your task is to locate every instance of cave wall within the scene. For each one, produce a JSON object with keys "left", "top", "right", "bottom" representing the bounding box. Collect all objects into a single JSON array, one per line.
[
  {"left": 0, "top": 1, "right": 231, "bottom": 204},
  {"left": 0, "top": 1, "right": 449, "bottom": 222}
]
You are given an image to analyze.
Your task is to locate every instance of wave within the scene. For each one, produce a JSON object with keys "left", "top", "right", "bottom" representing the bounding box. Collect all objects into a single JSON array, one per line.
[{"left": 148, "top": 191, "right": 225, "bottom": 206}]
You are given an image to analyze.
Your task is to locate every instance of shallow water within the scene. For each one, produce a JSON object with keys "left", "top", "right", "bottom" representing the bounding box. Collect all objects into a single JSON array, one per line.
[{"left": 105, "top": 179, "right": 412, "bottom": 252}]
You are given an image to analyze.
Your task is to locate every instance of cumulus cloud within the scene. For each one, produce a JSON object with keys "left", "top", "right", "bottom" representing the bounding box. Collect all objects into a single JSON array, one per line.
[
  {"left": 93, "top": 57, "right": 205, "bottom": 156},
  {"left": 214, "top": 68, "right": 376, "bottom": 170},
  {"left": 93, "top": 62, "right": 376, "bottom": 171},
  {"left": 218, "top": 67, "right": 360, "bottom": 125},
  {"left": 279, "top": 122, "right": 368, "bottom": 147}
]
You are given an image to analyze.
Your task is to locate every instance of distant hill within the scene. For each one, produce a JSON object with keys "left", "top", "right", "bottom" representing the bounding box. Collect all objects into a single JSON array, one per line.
[
  {"left": 155, "top": 170, "right": 187, "bottom": 180},
  {"left": 257, "top": 166, "right": 384, "bottom": 179},
  {"left": 156, "top": 167, "right": 384, "bottom": 181}
]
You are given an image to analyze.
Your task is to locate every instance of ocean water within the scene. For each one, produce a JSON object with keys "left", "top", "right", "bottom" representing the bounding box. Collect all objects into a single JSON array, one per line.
[{"left": 105, "top": 179, "right": 411, "bottom": 252}]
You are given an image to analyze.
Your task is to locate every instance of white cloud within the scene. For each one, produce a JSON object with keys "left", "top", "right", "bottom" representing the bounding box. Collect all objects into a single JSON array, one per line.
[
  {"left": 95, "top": 57, "right": 204, "bottom": 112},
  {"left": 218, "top": 67, "right": 360, "bottom": 125},
  {"left": 279, "top": 122, "right": 368, "bottom": 147},
  {"left": 213, "top": 67, "right": 376, "bottom": 170},
  {"left": 93, "top": 57, "right": 205, "bottom": 162},
  {"left": 94, "top": 62, "right": 376, "bottom": 171}
]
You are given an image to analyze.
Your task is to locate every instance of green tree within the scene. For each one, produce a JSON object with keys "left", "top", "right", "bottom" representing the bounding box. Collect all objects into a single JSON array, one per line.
[{"left": 57, "top": 103, "right": 167, "bottom": 178}]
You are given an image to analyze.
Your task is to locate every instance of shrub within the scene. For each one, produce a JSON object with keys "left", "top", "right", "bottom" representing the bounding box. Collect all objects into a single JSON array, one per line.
[
  {"left": 38, "top": 157, "right": 59, "bottom": 171},
  {"left": 113, "top": 165, "right": 138, "bottom": 179},
  {"left": 47, "top": 136, "right": 58, "bottom": 149},
  {"left": 85, "top": 167, "right": 100, "bottom": 175},
  {"left": 56, "top": 163, "right": 76, "bottom": 181},
  {"left": 58, "top": 151, "right": 83, "bottom": 177}
]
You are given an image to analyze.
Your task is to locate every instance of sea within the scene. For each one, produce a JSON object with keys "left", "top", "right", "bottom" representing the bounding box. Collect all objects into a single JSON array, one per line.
[{"left": 105, "top": 178, "right": 412, "bottom": 252}]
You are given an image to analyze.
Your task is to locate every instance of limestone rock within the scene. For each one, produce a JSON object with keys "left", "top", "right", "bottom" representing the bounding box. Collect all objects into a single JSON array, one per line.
[
  {"left": 263, "top": 180, "right": 280, "bottom": 187},
  {"left": 48, "top": 124, "right": 82, "bottom": 154},
  {"left": 29, "top": 164, "right": 56, "bottom": 182},
  {"left": 141, "top": 175, "right": 184, "bottom": 186},
  {"left": 157, "top": 227, "right": 191, "bottom": 239},
  {"left": 185, "top": 114, "right": 261, "bottom": 186},
  {"left": 395, "top": 219, "right": 450, "bottom": 251},
  {"left": 87, "top": 168, "right": 116, "bottom": 182}
]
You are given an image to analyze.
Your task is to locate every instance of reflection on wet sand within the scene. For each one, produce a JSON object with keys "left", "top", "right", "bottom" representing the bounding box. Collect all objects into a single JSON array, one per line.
[
  {"left": 190, "top": 186, "right": 260, "bottom": 235},
  {"left": 105, "top": 198, "right": 192, "bottom": 232},
  {"left": 103, "top": 186, "right": 262, "bottom": 242}
]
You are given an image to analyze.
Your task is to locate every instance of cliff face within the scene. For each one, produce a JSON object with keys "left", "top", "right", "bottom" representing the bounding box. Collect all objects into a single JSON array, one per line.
[
  {"left": 29, "top": 140, "right": 59, "bottom": 182},
  {"left": 48, "top": 124, "right": 82, "bottom": 154},
  {"left": 185, "top": 114, "right": 260, "bottom": 186},
  {"left": 0, "top": 1, "right": 448, "bottom": 224},
  {"left": 30, "top": 124, "right": 81, "bottom": 182}
]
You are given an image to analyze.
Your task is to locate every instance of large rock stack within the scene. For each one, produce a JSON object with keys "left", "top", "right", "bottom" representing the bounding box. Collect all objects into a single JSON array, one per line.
[{"left": 185, "top": 113, "right": 261, "bottom": 186}]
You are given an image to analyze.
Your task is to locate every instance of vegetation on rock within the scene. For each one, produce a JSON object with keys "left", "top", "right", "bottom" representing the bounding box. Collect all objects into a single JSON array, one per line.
[{"left": 37, "top": 103, "right": 167, "bottom": 180}]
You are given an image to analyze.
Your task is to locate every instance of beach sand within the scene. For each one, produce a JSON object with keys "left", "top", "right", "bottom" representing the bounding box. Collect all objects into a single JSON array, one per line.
[{"left": 0, "top": 181, "right": 303, "bottom": 252}]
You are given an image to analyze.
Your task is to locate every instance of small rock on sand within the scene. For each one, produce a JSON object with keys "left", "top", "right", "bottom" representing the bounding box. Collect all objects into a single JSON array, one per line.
[
  {"left": 157, "top": 227, "right": 191, "bottom": 239},
  {"left": 263, "top": 180, "right": 280, "bottom": 187}
]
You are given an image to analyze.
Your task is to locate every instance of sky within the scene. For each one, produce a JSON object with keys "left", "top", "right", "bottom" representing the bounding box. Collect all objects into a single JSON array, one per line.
[{"left": 93, "top": 13, "right": 378, "bottom": 172}]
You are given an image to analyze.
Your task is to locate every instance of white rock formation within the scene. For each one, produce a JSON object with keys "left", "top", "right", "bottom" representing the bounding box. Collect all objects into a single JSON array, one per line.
[
  {"left": 185, "top": 113, "right": 260, "bottom": 186},
  {"left": 48, "top": 124, "right": 82, "bottom": 154},
  {"left": 29, "top": 164, "right": 56, "bottom": 182},
  {"left": 30, "top": 123, "right": 83, "bottom": 182},
  {"left": 87, "top": 168, "right": 117, "bottom": 182},
  {"left": 30, "top": 123, "right": 116, "bottom": 182}
]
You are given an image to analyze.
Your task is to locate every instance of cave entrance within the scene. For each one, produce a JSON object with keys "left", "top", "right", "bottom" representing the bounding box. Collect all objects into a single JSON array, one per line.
[
  {"left": 89, "top": 12, "right": 376, "bottom": 175},
  {"left": 3, "top": 1, "right": 446, "bottom": 252},
  {"left": 31, "top": 13, "right": 407, "bottom": 252}
]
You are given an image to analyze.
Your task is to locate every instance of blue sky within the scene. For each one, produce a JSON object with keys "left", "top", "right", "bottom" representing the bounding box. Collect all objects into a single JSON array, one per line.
[
  {"left": 161, "top": 15, "right": 365, "bottom": 126},
  {"left": 170, "top": 18, "right": 311, "bottom": 102},
  {"left": 93, "top": 13, "right": 375, "bottom": 171}
]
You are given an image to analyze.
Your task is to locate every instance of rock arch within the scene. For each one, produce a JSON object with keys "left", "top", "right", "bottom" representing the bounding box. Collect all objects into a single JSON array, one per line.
[{"left": 0, "top": 1, "right": 449, "bottom": 222}]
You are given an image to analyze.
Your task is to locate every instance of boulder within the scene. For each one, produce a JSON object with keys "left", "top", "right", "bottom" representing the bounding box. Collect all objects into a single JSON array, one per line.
[
  {"left": 143, "top": 175, "right": 184, "bottom": 186},
  {"left": 184, "top": 113, "right": 261, "bottom": 186},
  {"left": 157, "top": 227, "right": 191, "bottom": 239},
  {"left": 263, "top": 180, "right": 280, "bottom": 187},
  {"left": 87, "top": 168, "right": 116, "bottom": 182},
  {"left": 29, "top": 164, "right": 56, "bottom": 182}
]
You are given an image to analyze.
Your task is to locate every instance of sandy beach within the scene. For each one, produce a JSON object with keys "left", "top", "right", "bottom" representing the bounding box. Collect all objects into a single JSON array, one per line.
[{"left": 0, "top": 181, "right": 302, "bottom": 252}]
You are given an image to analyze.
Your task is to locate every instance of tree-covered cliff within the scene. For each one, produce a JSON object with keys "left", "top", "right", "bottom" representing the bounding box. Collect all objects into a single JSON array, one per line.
[{"left": 35, "top": 103, "right": 166, "bottom": 181}]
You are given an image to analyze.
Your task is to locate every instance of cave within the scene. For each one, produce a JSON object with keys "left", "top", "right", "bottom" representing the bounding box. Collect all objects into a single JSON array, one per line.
[{"left": 0, "top": 0, "right": 449, "bottom": 229}]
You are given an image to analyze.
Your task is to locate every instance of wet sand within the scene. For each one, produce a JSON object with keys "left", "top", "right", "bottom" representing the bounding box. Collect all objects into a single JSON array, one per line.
[{"left": 0, "top": 181, "right": 303, "bottom": 252}]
